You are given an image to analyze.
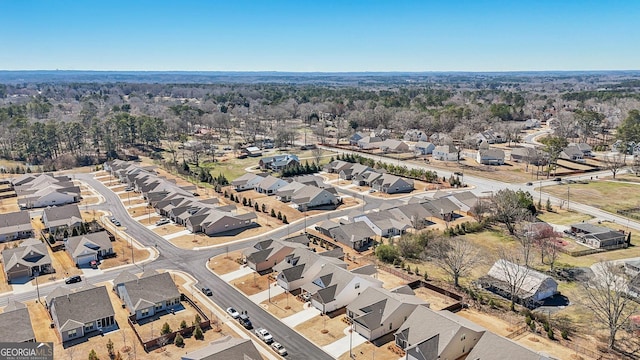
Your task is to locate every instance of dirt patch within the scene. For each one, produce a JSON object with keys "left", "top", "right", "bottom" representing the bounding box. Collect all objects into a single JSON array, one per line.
[
  {"left": 456, "top": 308, "right": 516, "bottom": 336},
  {"left": 233, "top": 272, "right": 270, "bottom": 296},
  {"left": 170, "top": 225, "right": 273, "bottom": 249},
  {"left": 0, "top": 198, "right": 20, "bottom": 213},
  {"left": 0, "top": 263, "right": 13, "bottom": 293},
  {"left": 413, "top": 287, "right": 457, "bottom": 310},
  {"left": 153, "top": 224, "right": 185, "bottom": 236},
  {"left": 375, "top": 269, "right": 409, "bottom": 290},
  {"left": 209, "top": 251, "right": 243, "bottom": 275},
  {"left": 138, "top": 214, "right": 163, "bottom": 225},
  {"left": 261, "top": 292, "right": 306, "bottom": 318},
  {"left": 39, "top": 248, "right": 82, "bottom": 285},
  {"left": 294, "top": 314, "right": 348, "bottom": 347},
  {"left": 101, "top": 237, "right": 149, "bottom": 269},
  {"left": 338, "top": 340, "right": 399, "bottom": 360}
]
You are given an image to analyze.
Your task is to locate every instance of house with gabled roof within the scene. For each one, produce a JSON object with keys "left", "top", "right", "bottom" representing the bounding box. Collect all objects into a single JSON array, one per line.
[
  {"left": 275, "top": 181, "right": 306, "bottom": 202},
  {"left": 186, "top": 208, "right": 257, "bottom": 236},
  {"left": 477, "top": 149, "right": 505, "bottom": 165},
  {"left": 0, "top": 210, "right": 34, "bottom": 242},
  {"left": 347, "top": 286, "right": 429, "bottom": 341},
  {"left": 255, "top": 175, "right": 288, "bottom": 195},
  {"left": 404, "top": 129, "right": 429, "bottom": 142},
  {"left": 2, "top": 238, "right": 52, "bottom": 282},
  {"left": 466, "top": 331, "right": 551, "bottom": 360},
  {"left": 0, "top": 301, "right": 36, "bottom": 342},
  {"left": 570, "top": 223, "right": 627, "bottom": 249},
  {"left": 432, "top": 144, "right": 459, "bottom": 161},
  {"left": 338, "top": 163, "right": 373, "bottom": 181},
  {"left": 395, "top": 306, "right": 485, "bottom": 360},
  {"left": 349, "top": 132, "right": 366, "bottom": 146},
  {"left": 481, "top": 259, "right": 558, "bottom": 307},
  {"left": 65, "top": 232, "right": 114, "bottom": 267},
  {"left": 352, "top": 170, "right": 383, "bottom": 187},
  {"left": 115, "top": 270, "right": 181, "bottom": 320},
  {"left": 259, "top": 154, "right": 300, "bottom": 171},
  {"left": 232, "top": 173, "right": 267, "bottom": 192},
  {"left": 371, "top": 174, "right": 414, "bottom": 194},
  {"left": 475, "top": 130, "right": 506, "bottom": 144},
  {"left": 323, "top": 160, "right": 353, "bottom": 174},
  {"left": 48, "top": 285, "right": 116, "bottom": 342},
  {"left": 42, "top": 204, "right": 83, "bottom": 234},
  {"left": 560, "top": 145, "right": 584, "bottom": 161},
  {"left": 570, "top": 142, "right": 593, "bottom": 157},
  {"left": 358, "top": 136, "right": 382, "bottom": 150},
  {"left": 14, "top": 174, "right": 80, "bottom": 209},
  {"left": 274, "top": 247, "right": 347, "bottom": 293},
  {"left": 302, "top": 261, "right": 383, "bottom": 313},
  {"left": 243, "top": 238, "right": 307, "bottom": 272},
  {"left": 414, "top": 141, "right": 436, "bottom": 155},
  {"left": 291, "top": 185, "right": 339, "bottom": 211},
  {"left": 510, "top": 147, "right": 546, "bottom": 165},
  {"left": 353, "top": 211, "right": 411, "bottom": 237},
  {"left": 328, "top": 221, "right": 376, "bottom": 250},
  {"left": 181, "top": 336, "right": 262, "bottom": 360},
  {"left": 379, "top": 139, "right": 410, "bottom": 153}
]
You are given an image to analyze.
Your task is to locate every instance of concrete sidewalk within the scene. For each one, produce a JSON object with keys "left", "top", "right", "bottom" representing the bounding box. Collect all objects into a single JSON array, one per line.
[
  {"left": 220, "top": 266, "right": 255, "bottom": 282},
  {"left": 322, "top": 325, "right": 367, "bottom": 358},
  {"left": 164, "top": 229, "right": 191, "bottom": 240},
  {"left": 281, "top": 305, "right": 321, "bottom": 327},
  {"left": 248, "top": 283, "right": 285, "bottom": 304}
]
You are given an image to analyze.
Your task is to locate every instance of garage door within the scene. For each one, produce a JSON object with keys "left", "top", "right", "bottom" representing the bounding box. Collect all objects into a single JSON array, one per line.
[
  {"left": 77, "top": 254, "right": 96, "bottom": 266},
  {"left": 8, "top": 267, "right": 30, "bottom": 281}
]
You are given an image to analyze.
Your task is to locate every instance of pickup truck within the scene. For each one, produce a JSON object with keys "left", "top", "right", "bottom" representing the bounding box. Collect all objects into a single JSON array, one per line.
[{"left": 255, "top": 328, "right": 273, "bottom": 344}]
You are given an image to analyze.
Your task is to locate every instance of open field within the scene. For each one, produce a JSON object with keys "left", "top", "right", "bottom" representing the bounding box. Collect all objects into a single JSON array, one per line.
[
  {"left": 537, "top": 209, "right": 594, "bottom": 225},
  {"left": 294, "top": 312, "right": 348, "bottom": 347},
  {"left": 208, "top": 251, "right": 243, "bottom": 275},
  {"left": 542, "top": 181, "right": 640, "bottom": 215}
]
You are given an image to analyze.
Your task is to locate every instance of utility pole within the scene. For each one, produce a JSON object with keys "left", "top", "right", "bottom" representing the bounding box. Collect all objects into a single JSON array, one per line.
[{"left": 567, "top": 186, "right": 570, "bottom": 211}]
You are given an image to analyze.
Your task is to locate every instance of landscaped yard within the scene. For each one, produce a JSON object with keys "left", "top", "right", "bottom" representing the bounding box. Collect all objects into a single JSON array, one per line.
[
  {"left": 260, "top": 292, "right": 306, "bottom": 318},
  {"left": 541, "top": 181, "right": 640, "bottom": 215},
  {"left": 294, "top": 313, "right": 348, "bottom": 347}
]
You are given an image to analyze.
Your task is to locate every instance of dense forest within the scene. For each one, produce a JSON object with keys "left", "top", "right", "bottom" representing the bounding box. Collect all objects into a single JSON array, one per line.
[{"left": 1, "top": 71, "right": 640, "bottom": 170}]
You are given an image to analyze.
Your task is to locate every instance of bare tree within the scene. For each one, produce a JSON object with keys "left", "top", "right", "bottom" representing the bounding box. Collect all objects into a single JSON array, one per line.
[
  {"left": 491, "top": 189, "right": 528, "bottom": 235},
  {"left": 604, "top": 153, "right": 627, "bottom": 179},
  {"left": 434, "top": 236, "right": 482, "bottom": 287},
  {"left": 311, "top": 148, "right": 323, "bottom": 165},
  {"left": 494, "top": 249, "right": 531, "bottom": 310},
  {"left": 471, "top": 199, "right": 491, "bottom": 223},
  {"left": 580, "top": 261, "right": 637, "bottom": 350}
]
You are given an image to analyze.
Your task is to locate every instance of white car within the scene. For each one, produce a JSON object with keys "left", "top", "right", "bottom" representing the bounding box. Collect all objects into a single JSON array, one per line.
[
  {"left": 155, "top": 218, "right": 170, "bottom": 226},
  {"left": 226, "top": 307, "right": 240, "bottom": 319},
  {"left": 271, "top": 342, "right": 287, "bottom": 356},
  {"left": 255, "top": 328, "right": 273, "bottom": 344}
]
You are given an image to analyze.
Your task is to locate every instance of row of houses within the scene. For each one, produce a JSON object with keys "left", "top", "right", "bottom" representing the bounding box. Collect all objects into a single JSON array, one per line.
[
  {"left": 258, "top": 154, "right": 300, "bottom": 171},
  {"left": 346, "top": 286, "right": 549, "bottom": 360},
  {"left": 106, "top": 160, "right": 257, "bottom": 236},
  {"left": 1, "top": 232, "right": 114, "bottom": 282},
  {"left": 0, "top": 210, "right": 34, "bottom": 242},
  {"left": 323, "top": 160, "right": 414, "bottom": 194},
  {"left": 44, "top": 270, "right": 181, "bottom": 343},
  {"left": 12, "top": 173, "right": 81, "bottom": 209}
]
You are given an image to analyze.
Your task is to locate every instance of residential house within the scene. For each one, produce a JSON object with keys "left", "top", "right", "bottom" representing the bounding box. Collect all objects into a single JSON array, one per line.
[
  {"left": 302, "top": 262, "right": 383, "bottom": 313},
  {"left": 274, "top": 247, "right": 347, "bottom": 293},
  {"left": 349, "top": 132, "right": 366, "bottom": 146},
  {"left": 275, "top": 181, "right": 306, "bottom": 202},
  {"left": 523, "top": 119, "right": 541, "bottom": 129},
  {"left": 481, "top": 259, "right": 558, "bottom": 307},
  {"left": 414, "top": 141, "right": 435, "bottom": 155},
  {"left": 47, "top": 285, "right": 116, "bottom": 342},
  {"left": 2, "top": 238, "right": 52, "bottom": 282},
  {"left": 242, "top": 146, "right": 262, "bottom": 157},
  {"left": 0, "top": 210, "right": 34, "bottom": 242},
  {"left": 323, "top": 160, "right": 353, "bottom": 174},
  {"left": 386, "top": 203, "right": 434, "bottom": 229},
  {"left": 432, "top": 145, "right": 459, "bottom": 161},
  {"left": 338, "top": 163, "right": 373, "bottom": 181},
  {"left": 570, "top": 142, "right": 593, "bottom": 157},
  {"left": 115, "top": 270, "right": 181, "bottom": 320},
  {"left": 559, "top": 145, "right": 584, "bottom": 161},
  {"left": 379, "top": 139, "right": 410, "bottom": 153},
  {"left": 466, "top": 332, "right": 551, "bottom": 360},
  {"left": 629, "top": 274, "right": 640, "bottom": 299},
  {"left": 347, "top": 286, "right": 429, "bottom": 341},
  {"left": 328, "top": 221, "right": 375, "bottom": 250},
  {"left": 255, "top": 176, "right": 288, "bottom": 195},
  {"left": 354, "top": 212, "right": 411, "bottom": 237},
  {"left": 0, "top": 301, "right": 36, "bottom": 342},
  {"left": 433, "top": 191, "right": 479, "bottom": 214},
  {"left": 404, "top": 129, "right": 429, "bottom": 142},
  {"left": 181, "top": 336, "right": 263, "bottom": 360},
  {"left": 186, "top": 208, "right": 257, "bottom": 236},
  {"left": 352, "top": 170, "right": 382, "bottom": 187},
  {"left": 231, "top": 173, "right": 267, "bottom": 192},
  {"left": 476, "top": 149, "right": 505, "bottom": 165},
  {"left": 259, "top": 154, "right": 300, "bottom": 171},
  {"left": 395, "top": 306, "right": 485, "bottom": 360},
  {"left": 14, "top": 174, "right": 80, "bottom": 209},
  {"left": 65, "top": 232, "right": 114, "bottom": 267},
  {"left": 291, "top": 185, "right": 339, "bottom": 211},
  {"left": 420, "top": 197, "right": 460, "bottom": 222},
  {"left": 357, "top": 136, "right": 382, "bottom": 150},
  {"left": 570, "top": 223, "right": 627, "bottom": 250},
  {"left": 42, "top": 204, "right": 83, "bottom": 234},
  {"left": 243, "top": 238, "right": 307, "bottom": 272},
  {"left": 475, "top": 130, "right": 506, "bottom": 144},
  {"left": 371, "top": 174, "right": 414, "bottom": 194},
  {"left": 429, "top": 133, "right": 453, "bottom": 145},
  {"left": 314, "top": 220, "right": 341, "bottom": 237},
  {"left": 510, "top": 147, "right": 546, "bottom": 165}
]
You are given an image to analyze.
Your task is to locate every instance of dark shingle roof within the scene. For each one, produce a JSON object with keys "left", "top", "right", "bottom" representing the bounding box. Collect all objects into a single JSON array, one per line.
[{"left": 0, "top": 305, "right": 35, "bottom": 342}]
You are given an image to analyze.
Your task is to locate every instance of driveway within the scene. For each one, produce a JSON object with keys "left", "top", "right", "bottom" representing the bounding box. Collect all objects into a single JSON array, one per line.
[
  {"left": 220, "top": 266, "right": 255, "bottom": 282},
  {"left": 322, "top": 325, "right": 368, "bottom": 358},
  {"left": 249, "top": 284, "right": 285, "bottom": 304},
  {"left": 282, "top": 305, "right": 321, "bottom": 327},
  {"left": 164, "top": 229, "right": 192, "bottom": 240}
]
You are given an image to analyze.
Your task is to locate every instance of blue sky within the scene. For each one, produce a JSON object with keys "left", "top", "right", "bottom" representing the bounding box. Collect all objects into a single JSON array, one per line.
[{"left": 1, "top": 0, "right": 638, "bottom": 71}]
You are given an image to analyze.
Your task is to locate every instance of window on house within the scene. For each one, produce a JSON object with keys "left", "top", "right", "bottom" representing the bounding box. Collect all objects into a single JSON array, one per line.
[
  {"left": 68, "top": 329, "right": 77, "bottom": 338},
  {"left": 355, "top": 283, "right": 360, "bottom": 289},
  {"left": 141, "top": 309, "right": 149, "bottom": 317}
]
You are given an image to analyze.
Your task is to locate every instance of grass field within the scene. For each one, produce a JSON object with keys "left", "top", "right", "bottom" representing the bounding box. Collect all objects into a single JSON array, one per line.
[
  {"left": 537, "top": 210, "right": 594, "bottom": 225},
  {"left": 542, "top": 181, "right": 640, "bottom": 215}
]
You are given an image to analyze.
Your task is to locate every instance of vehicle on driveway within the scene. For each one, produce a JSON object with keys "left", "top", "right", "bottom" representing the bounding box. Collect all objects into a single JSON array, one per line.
[
  {"left": 155, "top": 218, "right": 170, "bottom": 226},
  {"left": 255, "top": 328, "right": 273, "bottom": 344},
  {"left": 65, "top": 275, "right": 82, "bottom": 284},
  {"left": 226, "top": 307, "right": 240, "bottom": 319},
  {"left": 271, "top": 342, "right": 287, "bottom": 356},
  {"left": 201, "top": 287, "right": 212, "bottom": 296}
]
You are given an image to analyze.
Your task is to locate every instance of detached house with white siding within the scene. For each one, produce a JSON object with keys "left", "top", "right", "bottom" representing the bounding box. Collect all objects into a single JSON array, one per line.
[{"left": 115, "top": 270, "right": 181, "bottom": 321}]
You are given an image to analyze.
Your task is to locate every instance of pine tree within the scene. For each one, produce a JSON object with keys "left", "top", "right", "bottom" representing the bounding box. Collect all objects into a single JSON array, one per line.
[
  {"left": 161, "top": 322, "right": 172, "bottom": 335},
  {"left": 254, "top": 202, "right": 259, "bottom": 211},
  {"left": 277, "top": 211, "right": 282, "bottom": 220},
  {"left": 262, "top": 204, "right": 267, "bottom": 213},
  {"left": 175, "top": 333, "right": 184, "bottom": 347},
  {"left": 194, "top": 325, "right": 204, "bottom": 340},
  {"left": 88, "top": 349, "right": 99, "bottom": 360},
  {"left": 282, "top": 215, "right": 288, "bottom": 224},
  {"left": 106, "top": 338, "right": 114, "bottom": 358},
  {"left": 546, "top": 198, "right": 552, "bottom": 211},
  {"left": 270, "top": 209, "right": 276, "bottom": 217}
]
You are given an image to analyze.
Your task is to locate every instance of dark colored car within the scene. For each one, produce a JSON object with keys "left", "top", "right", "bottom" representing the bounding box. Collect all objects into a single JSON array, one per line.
[
  {"left": 65, "top": 275, "right": 82, "bottom": 284},
  {"left": 238, "top": 314, "right": 252, "bottom": 329},
  {"left": 554, "top": 177, "right": 562, "bottom": 182},
  {"left": 201, "top": 287, "right": 212, "bottom": 296}
]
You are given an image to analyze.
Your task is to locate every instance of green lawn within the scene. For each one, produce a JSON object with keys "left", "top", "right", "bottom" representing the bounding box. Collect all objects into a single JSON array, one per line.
[
  {"left": 541, "top": 181, "right": 640, "bottom": 215},
  {"left": 536, "top": 210, "right": 593, "bottom": 226}
]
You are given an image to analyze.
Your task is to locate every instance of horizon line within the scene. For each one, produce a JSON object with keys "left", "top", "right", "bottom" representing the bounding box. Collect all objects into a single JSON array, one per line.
[{"left": 1, "top": 69, "right": 640, "bottom": 74}]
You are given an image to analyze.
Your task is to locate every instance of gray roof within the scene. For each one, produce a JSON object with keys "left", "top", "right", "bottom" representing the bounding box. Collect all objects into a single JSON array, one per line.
[
  {"left": 2, "top": 238, "right": 51, "bottom": 272},
  {"left": 0, "top": 305, "right": 36, "bottom": 342},
  {"left": 348, "top": 287, "right": 428, "bottom": 331},
  {"left": 181, "top": 336, "right": 262, "bottom": 360},
  {"left": 113, "top": 270, "right": 138, "bottom": 287},
  {"left": 66, "top": 232, "right": 112, "bottom": 259},
  {"left": 43, "top": 204, "right": 82, "bottom": 228},
  {"left": 257, "top": 175, "right": 287, "bottom": 190},
  {"left": 49, "top": 285, "right": 115, "bottom": 332},
  {"left": 305, "top": 263, "right": 383, "bottom": 305},
  {"left": 0, "top": 210, "right": 33, "bottom": 235},
  {"left": 571, "top": 223, "right": 616, "bottom": 234},
  {"left": 466, "top": 331, "right": 551, "bottom": 360},
  {"left": 487, "top": 260, "right": 557, "bottom": 299},
  {"left": 119, "top": 272, "right": 180, "bottom": 312},
  {"left": 478, "top": 148, "right": 505, "bottom": 159},
  {"left": 329, "top": 222, "right": 375, "bottom": 243}
]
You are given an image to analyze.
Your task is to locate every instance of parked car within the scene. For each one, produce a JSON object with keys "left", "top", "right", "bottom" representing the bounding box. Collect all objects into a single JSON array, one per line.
[
  {"left": 125, "top": 187, "right": 134, "bottom": 191},
  {"left": 65, "top": 275, "right": 82, "bottom": 284},
  {"left": 255, "top": 328, "right": 273, "bottom": 344},
  {"left": 226, "top": 307, "right": 240, "bottom": 319},
  {"left": 201, "top": 287, "right": 212, "bottom": 296},
  {"left": 155, "top": 218, "right": 170, "bottom": 226},
  {"left": 113, "top": 220, "right": 121, "bottom": 226},
  {"left": 554, "top": 177, "right": 562, "bottom": 182},
  {"left": 109, "top": 216, "right": 116, "bottom": 223},
  {"left": 238, "top": 314, "right": 252, "bottom": 329},
  {"left": 526, "top": 182, "right": 533, "bottom": 186},
  {"left": 271, "top": 342, "right": 288, "bottom": 356}
]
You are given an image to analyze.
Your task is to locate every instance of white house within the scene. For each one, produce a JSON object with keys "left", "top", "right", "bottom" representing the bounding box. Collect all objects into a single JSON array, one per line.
[
  {"left": 231, "top": 173, "right": 266, "bottom": 192},
  {"left": 483, "top": 259, "right": 559, "bottom": 307},
  {"left": 476, "top": 149, "right": 505, "bottom": 165},
  {"left": 255, "top": 176, "right": 288, "bottom": 195},
  {"left": 432, "top": 145, "right": 459, "bottom": 161},
  {"left": 414, "top": 141, "right": 435, "bottom": 155}
]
